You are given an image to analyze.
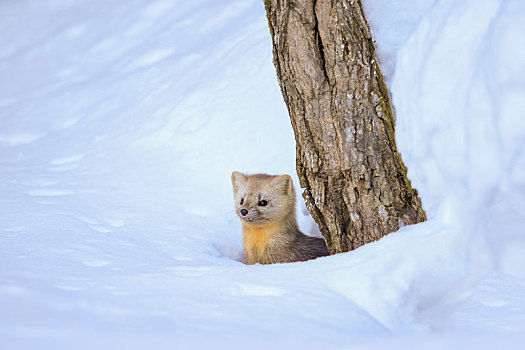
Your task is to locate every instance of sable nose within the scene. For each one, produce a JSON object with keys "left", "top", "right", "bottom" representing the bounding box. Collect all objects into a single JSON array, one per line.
[{"left": 240, "top": 209, "right": 248, "bottom": 216}]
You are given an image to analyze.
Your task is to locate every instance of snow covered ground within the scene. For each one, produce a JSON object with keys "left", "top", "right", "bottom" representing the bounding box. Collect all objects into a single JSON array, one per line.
[{"left": 1, "top": 0, "right": 525, "bottom": 348}]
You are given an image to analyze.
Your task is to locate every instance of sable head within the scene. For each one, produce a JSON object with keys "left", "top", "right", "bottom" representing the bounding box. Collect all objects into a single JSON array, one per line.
[{"left": 231, "top": 171, "right": 296, "bottom": 226}]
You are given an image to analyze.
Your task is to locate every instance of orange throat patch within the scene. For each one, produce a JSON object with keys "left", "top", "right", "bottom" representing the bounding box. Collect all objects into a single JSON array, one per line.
[{"left": 242, "top": 223, "right": 278, "bottom": 262}]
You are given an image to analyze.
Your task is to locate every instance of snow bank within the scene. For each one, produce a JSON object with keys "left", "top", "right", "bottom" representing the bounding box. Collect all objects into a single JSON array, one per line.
[
  {"left": 393, "top": 0, "right": 525, "bottom": 277},
  {"left": 1, "top": 0, "right": 525, "bottom": 348}
]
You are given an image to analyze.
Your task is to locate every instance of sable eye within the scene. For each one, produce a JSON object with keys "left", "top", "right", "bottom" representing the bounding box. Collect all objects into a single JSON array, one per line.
[
  {"left": 258, "top": 200, "right": 267, "bottom": 206},
  {"left": 240, "top": 198, "right": 244, "bottom": 205}
]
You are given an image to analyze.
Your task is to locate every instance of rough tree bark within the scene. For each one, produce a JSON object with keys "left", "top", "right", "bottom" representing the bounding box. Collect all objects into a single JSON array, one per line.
[{"left": 263, "top": 0, "right": 426, "bottom": 254}]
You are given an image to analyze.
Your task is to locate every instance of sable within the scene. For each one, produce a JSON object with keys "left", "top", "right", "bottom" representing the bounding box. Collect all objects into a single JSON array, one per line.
[{"left": 231, "top": 172, "right": 329, "bottom": 264}]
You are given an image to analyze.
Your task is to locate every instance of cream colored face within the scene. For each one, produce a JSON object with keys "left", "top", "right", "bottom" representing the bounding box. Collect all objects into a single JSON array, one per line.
[{"left": 231, "top": 172, "right": 294, "bottom": 226}]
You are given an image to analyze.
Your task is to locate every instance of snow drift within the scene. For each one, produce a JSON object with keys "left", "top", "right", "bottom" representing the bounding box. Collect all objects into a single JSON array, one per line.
[{"left": 1, "top": 0, "right": 525, "bottom": 348}]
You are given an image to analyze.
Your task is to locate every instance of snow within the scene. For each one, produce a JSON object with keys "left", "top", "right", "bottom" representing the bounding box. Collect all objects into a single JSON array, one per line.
[
  {"left": 393, "top": 0, "right": 525, "bottom": 278},
  {"left": 1, "top": 0, "right": 525, "bottom": 349}
]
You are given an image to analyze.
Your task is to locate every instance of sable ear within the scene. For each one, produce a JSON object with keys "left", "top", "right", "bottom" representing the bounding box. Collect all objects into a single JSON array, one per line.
[
  {"left": 231, "top": 171, "right": 246, "bottom": 193},
  {"left": 273, "top": 174, "right": 293, "bottom": 195}
]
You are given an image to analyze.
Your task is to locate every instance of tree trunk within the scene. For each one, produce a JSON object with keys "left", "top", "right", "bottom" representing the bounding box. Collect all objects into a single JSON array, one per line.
[{"left": 263, "top": 0, "right": 426, "bottom": 254}]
